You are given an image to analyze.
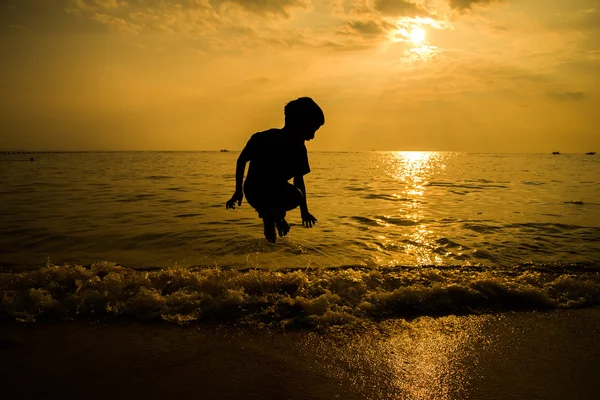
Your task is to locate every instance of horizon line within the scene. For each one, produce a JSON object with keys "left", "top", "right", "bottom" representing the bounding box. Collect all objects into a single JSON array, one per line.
[{"left": 1, "top": 150, "right": 595, "bottom": 155}]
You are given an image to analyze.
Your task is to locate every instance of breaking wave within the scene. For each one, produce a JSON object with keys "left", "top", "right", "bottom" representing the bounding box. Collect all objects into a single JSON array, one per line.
[{"left": 1, "top": 262, "right": 599, "bottom": 329}]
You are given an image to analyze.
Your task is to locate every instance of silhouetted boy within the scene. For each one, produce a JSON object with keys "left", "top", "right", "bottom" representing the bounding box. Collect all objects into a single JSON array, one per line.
[{"left": 226, "top": 97, "right": 324, "bottom": 242}]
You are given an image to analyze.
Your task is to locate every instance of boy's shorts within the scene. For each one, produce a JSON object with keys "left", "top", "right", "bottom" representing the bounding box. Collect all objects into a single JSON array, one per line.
[{"left": 244, "top": 182, "right": 302, "bottom": 216}]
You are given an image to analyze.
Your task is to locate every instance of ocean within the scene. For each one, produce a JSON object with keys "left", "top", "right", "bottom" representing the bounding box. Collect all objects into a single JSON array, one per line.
[{"left": 1, "top": 151, "right": 599, "bottom": 326}]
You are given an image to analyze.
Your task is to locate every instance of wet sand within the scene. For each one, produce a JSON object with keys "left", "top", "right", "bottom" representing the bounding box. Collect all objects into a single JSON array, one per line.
[{"left": 2, "top": 309, "right": 599, "bottom": 400}]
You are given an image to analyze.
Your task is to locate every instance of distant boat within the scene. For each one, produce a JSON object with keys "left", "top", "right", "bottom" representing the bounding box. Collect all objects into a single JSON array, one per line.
[
  {"left": 585, "top": 152, "right": 596, "bottom": 155},
  {"left": 220, "top": 149, "right": 230, "bottom": 152},
  {"left": 552, "top": 152, "right": 561, "bottom": 155}
]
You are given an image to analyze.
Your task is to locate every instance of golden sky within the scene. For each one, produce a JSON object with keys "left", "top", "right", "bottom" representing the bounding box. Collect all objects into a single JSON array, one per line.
[{"left": 0, "top": 0, "right": 598, "bottom": 152}]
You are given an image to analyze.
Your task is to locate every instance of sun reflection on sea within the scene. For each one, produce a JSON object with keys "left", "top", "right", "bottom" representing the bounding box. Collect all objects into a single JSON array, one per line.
[
  {"left": 381, "top": 316, "right": 487, "bottom": 399},
  {"left": 380, "top": 151, "right": 449, "bottom": 265}
]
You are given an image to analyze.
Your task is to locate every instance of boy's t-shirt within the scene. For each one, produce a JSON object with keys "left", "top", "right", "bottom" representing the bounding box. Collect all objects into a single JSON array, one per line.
[{"left": 243, "top": 129, "right": 310, "bottom": 187}]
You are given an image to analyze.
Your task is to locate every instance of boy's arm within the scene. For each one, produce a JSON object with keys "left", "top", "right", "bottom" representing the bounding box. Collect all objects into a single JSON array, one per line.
[
  {"left": 293, "top": 175, "right": 308, "bottom": 212},
  {"left": 226, "top": 143, "right": 251, "bottom": 209},
  {"left": 294, "top": 175, "right": 317, "bottom": 227},
  {"left": 235, "top": 151, "right": 249, "bottom": 195}
]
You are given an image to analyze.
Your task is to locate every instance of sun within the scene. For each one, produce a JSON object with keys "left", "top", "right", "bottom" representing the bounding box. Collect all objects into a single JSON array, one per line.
[{"left": 409, "top": 27, "right": 426, "bottom": 45}]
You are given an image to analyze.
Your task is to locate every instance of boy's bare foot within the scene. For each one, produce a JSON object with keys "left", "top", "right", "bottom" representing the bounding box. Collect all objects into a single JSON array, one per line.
[
  {"left": 276, "top": 219, "right": 290, "bottom": 237},
  {"left": 263, "top": 218, "right": 276, "bottom": 243}
]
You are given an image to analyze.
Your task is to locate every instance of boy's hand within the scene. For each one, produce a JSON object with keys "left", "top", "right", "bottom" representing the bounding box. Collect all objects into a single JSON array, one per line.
[
  {"left": 226, "top": 191, "right": 243, "bottom": 209},
  {"left": 301, "top": 210, "right": 317, "bottom": 228}
]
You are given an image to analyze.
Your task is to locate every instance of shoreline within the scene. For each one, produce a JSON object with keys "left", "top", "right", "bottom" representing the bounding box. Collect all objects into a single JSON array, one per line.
[{"left": 2, "top": 309, "right": 599, "bottom": 399}]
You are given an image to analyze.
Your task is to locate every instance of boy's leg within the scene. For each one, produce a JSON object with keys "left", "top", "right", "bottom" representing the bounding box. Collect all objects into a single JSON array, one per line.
[
  {"left": 244, "top": 182, "right": 302, "bottom": 241},
  {"left": 275, "top": 219, "right": 290, "bottom": 237},
  {"left": 260, "top": 208, "right": 290, "bottom": 242},
  {"left": 262, "top": 215, "right": 277, "bottom": 243},
  {"left": 281, "top": 183, "right": 304, "bottom": 211},
  {"left": 244, "top": 184, "right": 278, "bottom": 242},
  {"left": 271, "top": 184, "right": 303, "bottom": 237}
]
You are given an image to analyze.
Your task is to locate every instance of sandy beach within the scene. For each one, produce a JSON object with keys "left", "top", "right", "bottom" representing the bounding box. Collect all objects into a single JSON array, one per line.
[{"left": 2, "top": 309, "right": 599, "bottom": 400}]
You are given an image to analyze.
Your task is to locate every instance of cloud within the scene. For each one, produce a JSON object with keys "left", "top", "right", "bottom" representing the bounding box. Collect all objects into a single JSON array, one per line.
[
  {"left": 373, "top": 0, "right": 427, "bottom": 16},
  {"left": 66, "top": 1, "right": 310, "bottom": 37},
  {"left": 94, "top": 0, "right": 122, "bottom": 8},
  {"left": 71, "top": 0, "right": 127, "bottom": 10},
  {"left": 70, "top": 0, "right": 93, "bottom": 11},
  {"left": 548, "top": 92, "right": 586, "bottom": 101},
  {"left": 91, "top": 13, "right": 143, "bottom": 33},
  {"left": 67, "top": 1, "right": 222, "bottom": 34},
  {"left": 555, "top": 8, "right": 600, "bottom": 32},
  {"left": 213, "top": 0, "right": 311, "bottom": 17},
  {"left": 66, "top": 0, "right": 128, "bottom": 16},
  {"left": 448, "top": 0, "right": 505, "bottom": 11},
  {"left": 344, "top": 19, "right": 395, "bottom": 36}
]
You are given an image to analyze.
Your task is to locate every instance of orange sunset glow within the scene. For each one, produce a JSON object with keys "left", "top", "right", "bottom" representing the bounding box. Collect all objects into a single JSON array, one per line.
[{"left": 0, "top": 0, "right": 598, "bottom": 152}]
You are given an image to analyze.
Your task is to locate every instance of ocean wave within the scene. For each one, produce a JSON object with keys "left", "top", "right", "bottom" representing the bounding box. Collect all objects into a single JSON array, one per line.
[
  {"left": 363, "top": 194, "right": 411, "bottom": 202},
  {"left": 427, "top": 181, "right": 510, "bottom": 190},
  {"left": 1, "top": 263, "right": 599, "bottom": 329}
]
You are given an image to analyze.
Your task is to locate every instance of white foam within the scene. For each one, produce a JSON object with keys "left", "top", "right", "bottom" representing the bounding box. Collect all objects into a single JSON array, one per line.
[{"left": 1, "top": 262, "right": 599, "bottom": 327}]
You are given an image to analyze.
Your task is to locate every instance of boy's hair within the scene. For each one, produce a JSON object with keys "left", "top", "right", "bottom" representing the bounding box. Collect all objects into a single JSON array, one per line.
[{"left": 284, "top": 97, "right": 325, "bottom": 127}]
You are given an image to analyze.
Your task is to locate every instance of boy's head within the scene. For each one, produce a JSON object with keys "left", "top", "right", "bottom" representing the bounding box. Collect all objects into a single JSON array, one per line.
[{"left": 284, "top": 97, "right": 324, "bottom": 141}]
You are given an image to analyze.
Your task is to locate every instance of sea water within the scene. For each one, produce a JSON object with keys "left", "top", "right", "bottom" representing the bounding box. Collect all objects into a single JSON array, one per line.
[{"left": 1, "top": 151, "right": 599, "bottom": 325}]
